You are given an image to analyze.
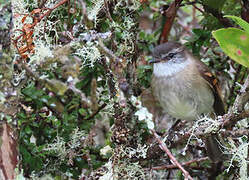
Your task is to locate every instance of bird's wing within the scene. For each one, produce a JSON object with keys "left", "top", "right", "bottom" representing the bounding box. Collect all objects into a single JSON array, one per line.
[{"left": 195, "top": 59, "right": 225, "bottom": 116}]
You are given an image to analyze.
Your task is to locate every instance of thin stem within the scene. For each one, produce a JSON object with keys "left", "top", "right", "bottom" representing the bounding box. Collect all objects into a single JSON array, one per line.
[{"left": 151, "top": 130, "right": 193, "bottom": 180}]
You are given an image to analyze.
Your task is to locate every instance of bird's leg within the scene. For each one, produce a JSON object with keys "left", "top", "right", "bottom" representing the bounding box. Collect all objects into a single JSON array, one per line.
[{"left": 165, "top": 118, "right": 181, "bottom": 145}]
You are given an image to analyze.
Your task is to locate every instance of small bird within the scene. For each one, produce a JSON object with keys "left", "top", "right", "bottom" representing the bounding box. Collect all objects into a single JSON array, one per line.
[{"left": 150, "top": 42, "right": 225, "bottom": 162}]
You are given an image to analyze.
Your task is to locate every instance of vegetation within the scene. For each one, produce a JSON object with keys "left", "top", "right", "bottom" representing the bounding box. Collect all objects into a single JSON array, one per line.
[{"left": 0, "top": 0, "right": 249, "bottom": 179}]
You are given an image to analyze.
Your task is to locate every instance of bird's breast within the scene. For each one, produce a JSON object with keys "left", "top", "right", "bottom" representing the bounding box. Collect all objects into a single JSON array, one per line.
[{"left": 152, "top": 64, "right": 214, "bottom": 121}]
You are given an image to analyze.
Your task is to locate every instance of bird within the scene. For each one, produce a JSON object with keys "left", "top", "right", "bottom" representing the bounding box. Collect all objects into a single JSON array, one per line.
[{"left": 150, "top": 41, "right": 225, "bottom": 162}]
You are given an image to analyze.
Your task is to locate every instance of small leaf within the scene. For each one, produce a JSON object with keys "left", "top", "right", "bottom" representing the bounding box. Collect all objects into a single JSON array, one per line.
[
  {"left": 24, "top": 126, "right": 32, "bottom": 135},
  {"left": 212, "top": 28, "right": 249, "bottom": 67},
  {"left": 225, "top": 15, "right": 249, "bottom": 33},
  {"left": 22, "top": 85, "right": 44, "bottom": 99},
  {"left": 79, "top": 108, "right": 87, "bottom": 116}
]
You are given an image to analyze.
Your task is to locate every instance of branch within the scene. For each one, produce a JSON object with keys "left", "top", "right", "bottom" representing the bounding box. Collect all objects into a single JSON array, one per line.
[
  {"left": 20, "top": 61, "right": 44, "bottom": 82},
  {"left": 231, "top": 74, "right": 249, "bottom": 113},
  {"left": 149, "top": 157, "right": 208, "bottom": 170},
  {"left": 192, "top": 4, "right": 204, "bottom": 14},
  {"left": 104, "top": 0, "right": 113, "bottom": 22},
  {"left": 85, "top": 103, "right": 107, "bottom": 120},
  {"left": 169, "top": 109, "right": 249, "bottom": 148},
  {"left": 151, "top": 130, "right": 193, "bottom": 180},
  {"left": 97, "top": 38, "right": 132, "bottom": 98},
  {"left": 20, "top": 60, "right": 90, "bottom": 108},
  {"left": 227, "top": 65, "right": 242, "bottom": 104},
  {"left": 97, "top": 38, "right": 122, "bottom": 63},
  {"left": 221, "top": 129, "right": 249, "bottom": 137},
  {"left": 221, "top": 109, "right": 249, "bottom": 129},
  {"left": 67, "top": 80, "right": 90, "bottom": 108},
  {"left": 38, "top": 0, "right": 70, "bottom": 23},
  {"left": 159, "top": 0, "right": 184, "bottom": 43}
]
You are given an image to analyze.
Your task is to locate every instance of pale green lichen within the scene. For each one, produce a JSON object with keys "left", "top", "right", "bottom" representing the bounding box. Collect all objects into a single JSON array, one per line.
[
  {"left": 11, "top": 0, "right": 31, "bottom": 38},
  {"left": 114, "top": 0, "right": 140, "bottom": 12},
  {"left": 87, "top": 0, "right": 104, "bottom": 27},
  {"left": 15, "top": 169, "right": 26, "bottom": 180},
  {"left": 100, "top": 145, "right": 113, "bottom": 156},
  {"left": 226, "top": 136, "right": 249, "bottom": 179},
  {"left": 74, "top": 41, "right": 102, "bottom": 68},
  {"left": 43, "top": 128, "right": 86, "bottom": 159},
  {"left": 29, "top": 41, "right": 54, "bottom": 64},
  {"left": 98, "top": 143, "right": 148, "bottom": 180},
  {"left": 99, "top": 159, "right": 146, "bottom": 180},
  {"left": 121, "top": 144, "right": 149, "bottom": 159},
  {"left": 68, "top": 127, "right": 86, "bottom": 149},
  {"left": 30, "top": 173, "right": 55, "bottom": 180},
  {"left": 43, "top": 135, "right": 67, "bottom": 159},
  {"left": 183, "top": 115, "right": 220, "bottom": 154},
  {"left": 111, "top": 16, "right": 137, "bottom": 57},
  {"left": 197, "top": 115, "right": 220, "bottom": 133},
  {"left": 99, "top": 161, "right": 114, "bottom": 180}
]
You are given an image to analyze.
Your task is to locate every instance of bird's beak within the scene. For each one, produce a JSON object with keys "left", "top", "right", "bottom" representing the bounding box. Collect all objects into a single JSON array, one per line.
[{"left": 148, "top": 58, "right": 161, "bottom": 64}]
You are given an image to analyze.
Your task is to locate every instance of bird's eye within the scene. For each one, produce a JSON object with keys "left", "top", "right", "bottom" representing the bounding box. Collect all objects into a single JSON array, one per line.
[{"left": 168, "top": 53, "right": 175, "bottom": 59}]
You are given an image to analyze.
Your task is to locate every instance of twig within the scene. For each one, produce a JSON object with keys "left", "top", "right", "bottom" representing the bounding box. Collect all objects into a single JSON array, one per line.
[
  {"left": 172, "top": 109, "right": 249, "bottom": 145},
  {"left": 221, "top": 129, "right": 249, "bottom": 137},
  {"left": 231, "top": 74, "right": 249, "bottom": 113},
  {"left": 100, "top": 58, "right": 117, "bottom": 97},
  {"left": 192, "top": 4, "right": 204, "bottom": 14},
  {"left": 227, "top": 65, "right": 242, "bottom": 105},
  {"left": 91, "top": 78, "right": 98, "bottom": 112},
  {"left": 104, "top": 0, "right": 113, "bottom": 22},
  {"left": 67, "top": 80, "right": 90, "bottom": 108},
  {"left": 20, "top": 58, "right": 90, "bottom": 108},
  {"left": 159, "top": 0, "right": 184, "bottom": 43},
  {"left": 98, "top": 38, "right": 122, "bottom": 63},
  {"left": 38, "top": 0, "right": 70, "bottom": 22},
  {"left": 19, "top": 61, "right": 44, "bottom": 82},
  {"left": 177, "top": 21, "right": 192, "bottom": 35},
  {"left": 85, "top": 103, "right": 107, "bottom": 120},
  {"left": 221, "top": 109, "right": 249, "bottom": 129},
  {"left": 149, "top": 157, "right": 208, "bottom": 170},
  {"left": 151, "top": 129, "right": 193, "bottom": 180}
]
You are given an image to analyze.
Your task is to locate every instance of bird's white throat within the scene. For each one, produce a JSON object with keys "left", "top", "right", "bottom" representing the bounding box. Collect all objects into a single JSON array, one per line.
[{"left": 153, "top": 59, "right": 190, "bottom": 77}]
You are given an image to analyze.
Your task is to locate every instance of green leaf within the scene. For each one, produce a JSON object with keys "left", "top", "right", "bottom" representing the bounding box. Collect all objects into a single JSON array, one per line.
[
  {"left": 212, "top": 28, "right": 249, "bottom": 67},
  {"left": 79, "top": 108, "right": 87, "bottom": 116},
  {"left": 24, "top": 126, "right": 32, "bottom": 135},
  {"left": 22, "top": 85, "right": 44, "bottom": 99},
  {"left": 225, "top": 15, "right": 249, "bottom": 33}
]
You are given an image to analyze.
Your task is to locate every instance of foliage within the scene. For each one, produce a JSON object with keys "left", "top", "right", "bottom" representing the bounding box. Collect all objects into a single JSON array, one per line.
[
  {"left": 213, "top": 16, "right": 249, "bottom": 67},
  {"left": 0, "top": 0, "right": 247, "bottom": 179}
]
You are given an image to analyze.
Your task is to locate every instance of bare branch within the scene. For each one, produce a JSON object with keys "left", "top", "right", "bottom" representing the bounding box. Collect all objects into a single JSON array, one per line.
[
  {"left": 151, "top": 129, "right": 193, "bottom": 180},
  {"left": 97, "top": 38, "right": 122, "bottom": 63},
  {"left": 231, "top": 74, "right": 249, "bottom": 113},
  {"left": 159, "top": 0, "right": 184, "bottom": 43},
  {"left": 149, "top": 157, "right": 208, "bottom": 170}
]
